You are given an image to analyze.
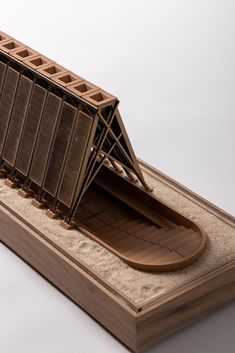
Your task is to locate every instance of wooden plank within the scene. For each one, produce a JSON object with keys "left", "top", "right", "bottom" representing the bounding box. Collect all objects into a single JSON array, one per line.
[
  {"left": 136, "top": 225, "right": 160, "bottom": 238},
  {"left": 0, "top": 67, "right": 19, "bottom": 155},
  {"left": 177, "top": 238, "right": 202, "bottom": 257},
  {"left": 15, "top": 84, "right": 47, "bottom": 175},
  {"left": 0, "top": 61, "right": 7, "bottom": 93},
  {"left": 143, "top": 228, "right": 167, "bottom": 242},
  {"left": 29, "top": 93, "right": 62, "bottom": 186},
  {"left": 127, "top": 243, "right": 162, "bottom": 258},
  {"left": 2, "top": 75, "right": 33, "bottom": 166},
  {"left": 124, "top": 222, "right": 148, "bottom": 234},
  {"left": 43, "top": 102, "right": 77, "bottom": 197},
  {"left": 57, "top": 111, "right": 93, "bottom": 207}
]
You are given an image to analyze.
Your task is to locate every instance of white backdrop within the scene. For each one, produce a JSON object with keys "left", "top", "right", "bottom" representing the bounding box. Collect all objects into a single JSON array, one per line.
[{"left": 0, "top": 1, "right": 234, "bottom": 352}]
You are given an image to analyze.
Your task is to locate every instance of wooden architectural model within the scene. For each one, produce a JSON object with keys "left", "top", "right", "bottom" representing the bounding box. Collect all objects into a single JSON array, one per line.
[{"left": 0, "top": 31, "right": 207, "bottom": 272}]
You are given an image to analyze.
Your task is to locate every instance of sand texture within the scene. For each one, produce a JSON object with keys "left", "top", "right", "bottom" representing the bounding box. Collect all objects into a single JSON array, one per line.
[{"left": 0, "top": 169, "right": 234, "bottom": 307}]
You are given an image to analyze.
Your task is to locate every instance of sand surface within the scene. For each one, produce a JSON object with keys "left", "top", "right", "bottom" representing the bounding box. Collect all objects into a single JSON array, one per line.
[{"left": 0, "top": 170, "right": 234, "bottom": 307}]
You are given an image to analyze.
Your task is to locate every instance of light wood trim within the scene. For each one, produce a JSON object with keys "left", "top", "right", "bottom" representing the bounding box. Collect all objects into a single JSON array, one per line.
[{"left": 136, "top": 260, "right": 235, "bottom": 352}]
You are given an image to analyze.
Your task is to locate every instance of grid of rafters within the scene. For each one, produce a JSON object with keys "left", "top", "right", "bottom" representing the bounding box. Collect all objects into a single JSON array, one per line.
[{"left": 67, "top": 103, "right": 150, "bottom": 222}]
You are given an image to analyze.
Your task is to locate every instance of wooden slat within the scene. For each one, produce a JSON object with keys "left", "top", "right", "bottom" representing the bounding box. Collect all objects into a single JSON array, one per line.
[
  {"left": 84, "top": 187, "right": 127, "bottom": 220},
  {"left": 122, "top": 240, "right": 153, "bottom": 258},
  {"left": 96, "top": 224, "right": 114, "bottom": 236},
  {"left": 58, "top": 111, "right": 93, "bottom": 207},
  {"left": 147, "top": 251, "right": 183, "bottom": 265},
  {"left": 0, "top": 67, "right": 19, "bottom": 155},
  {"left": 0, "top": 61, "right": 7, "bottom": 93},
  {"left": 145, "top": 226, "right": 185, "bottom": 243},
  {"left": 96, "top": 212, "right": 116, "bottom": 224},
  {"left": 15, "top": 84, "right": 47, "bottom": 175},
  {"left": 124, "top": 243, "right": 165, "bottom": 258},
  {"left": 137, "top": 247, "right": 172, "bottom": 262},
  {"left": 124, "top": 222, "right": 149, "bottom": 235},
  {"left": 176, "top": 237, "right": 202, "bottom": 257},
  {"left": 127, "top": 242, "right": 163, "bottom": 258},
  {"left": 43, "top": 102, "right": 77, "bottom": 197},
  {"left": 2, "top": 75, "right": 33, "bottom": 166},
  {"left": 97, "top": 223, "right": 116, "bottom": 235},
  {"left": 159, "top": 229, "right": 193, "bottom": 248},
  {"left": 143, "top": 228, "right": 168, "bottom": 242},
  {"left": 119, "top": 219, "right": 141, "bottom": 232},
  {"left": 104, "top": 216, "right": 136, "bottom": 232},
  {"left": 111, "top": 234, "right": 142, "bottom": 249},
  {"left": 107, "top": 231, "right": 131, "bottom": 245},
  {"left": 86, "top": 216, "right": 106, "bottom": 229},
  {"left": 83, "top": 201, "right": 100, "bottom": 214},
  {"left": 29, "top": 93, "right": 62, "bottom": 186},
  {"left": 170, "top": 232, "right": 200, "bottom": 251},
  {"left": 137, "top": 225, "right": 160, "bottom": 238},
  {"left": 76, "top": 207, "right": 91, "bottom": 219}
]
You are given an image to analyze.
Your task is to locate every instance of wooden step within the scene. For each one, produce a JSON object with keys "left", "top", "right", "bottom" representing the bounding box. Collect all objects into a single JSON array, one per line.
[
  {"left": 136, "top": 224, "right": 160, "bottom": 238},
  {"left": 139, "top": 247, "right": 176, "bottom": 263},
  {"left": 118, "top": 219, "right": 141, "bottom": 232},
  {"left": 176, "top": 237, "right": 202, "bottom": 257},
  {"left": 172, "top": 232, "right": 201, "bottom": 251},
  {"left": 110, "top": 233, "right": 138, "bottom": 248},
  {"left": 117, "top": 237, "right": 152, "bottom": 254},
  {"left": 147, "top": 226, "right": 186, "bottom": 243},
  {"left": 126, "top": 242, "right": 163, "bottom": 258},
  {"left": 124, "top": 222, "right": 150, "bottom": 235},
  {"left": 134, "top": 246, "right": 171, "bottom": 262},
  {"left": 104, "top": 216, "right": 135, "bottom": 231},
  {"left": 159, "top": 229, "right": 193, "bottom": 248},
  {"left": 121, "top": 242, "right": 153, "bottom": 257}
]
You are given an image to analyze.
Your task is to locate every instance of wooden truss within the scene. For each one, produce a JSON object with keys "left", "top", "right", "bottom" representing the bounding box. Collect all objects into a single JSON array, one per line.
[
  {"left": 65, "top": 102, "right": 150, "bottom": 223},
  {"left": 0, "top": 41, "right": 150, "bottom": 225}
]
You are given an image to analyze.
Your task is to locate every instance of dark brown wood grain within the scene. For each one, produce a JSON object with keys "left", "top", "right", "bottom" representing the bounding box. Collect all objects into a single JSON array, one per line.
[
  {"left": 0, "top": 61, "right": 7, "bottom": 93},
  {"left": 29, "top": 93, "right": 62, "bottom": 186},
  {"left": 43, "top": 102, "right": 77, "bottom": 197},
  {"left": 57, "top": 111, "right": 93, "bottom": 207},
  {"left": 73, "top": 181, "right": 205, "bottom": 271},
  {"left": 0, "top": 67, "right": 19, "bottom": 155},
  {"left": 2, "top": 75, "right": 33, "bottom": 166},
  {"left": 15, "top": 84, "right": 47, "bottom": 175}
]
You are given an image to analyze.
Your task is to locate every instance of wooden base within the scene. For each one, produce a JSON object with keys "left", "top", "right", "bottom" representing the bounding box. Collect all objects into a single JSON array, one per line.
[
  {"left": 5, "top": 178, "right": 17, "bottom": 188},
  {"left": 18, "top": 188, "right": 30, "bottom": 198},
  {"left": 0, "top": 161, "right": 234, "bottom": 352},
  {"left": 31, "top": 198, "right": 46, "bottom": 209},
  {"left": 18, "top": 188, "right": 34, "bottom": 198},
  {"left": 46, "top": 209, "right": 60, "bottom": 219}
]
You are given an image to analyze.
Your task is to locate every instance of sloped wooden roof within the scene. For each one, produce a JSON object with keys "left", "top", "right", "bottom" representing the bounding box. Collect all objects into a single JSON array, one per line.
[{"left": 0, "top": 31, "right": 150, "bottom": 221}]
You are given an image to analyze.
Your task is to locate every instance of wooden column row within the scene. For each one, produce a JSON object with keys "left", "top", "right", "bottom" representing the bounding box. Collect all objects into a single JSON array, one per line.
[{"left": 0, "top": 60, "right": 95, "bottom": 216}]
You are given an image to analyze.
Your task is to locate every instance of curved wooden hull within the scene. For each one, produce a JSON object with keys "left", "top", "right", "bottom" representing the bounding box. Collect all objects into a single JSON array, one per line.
[{"left": 72, "top": 167, "right": 207, "bottom": 272}]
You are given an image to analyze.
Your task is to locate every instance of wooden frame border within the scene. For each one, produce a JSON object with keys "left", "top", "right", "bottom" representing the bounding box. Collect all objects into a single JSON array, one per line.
[{"left": 0, "top": 160, "right": 234, "bottom": 352}]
